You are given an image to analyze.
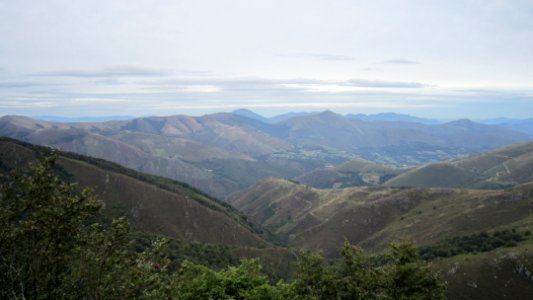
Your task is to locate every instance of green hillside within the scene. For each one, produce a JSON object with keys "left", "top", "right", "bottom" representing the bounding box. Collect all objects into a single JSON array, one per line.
[
  {"left": 385, "top": 141, "right": 533, "bottom": 189},
  {"left": 0, "top": 137, "right": 267, "bottom": 247},
  {"left": 3, "top": 137, "right": 533, "bottom": 299}
]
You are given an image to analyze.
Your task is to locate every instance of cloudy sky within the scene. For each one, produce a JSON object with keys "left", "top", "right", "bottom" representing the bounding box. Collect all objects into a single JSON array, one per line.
[{"left": 1, "top": 0, "right": 533, "bottom": 119}]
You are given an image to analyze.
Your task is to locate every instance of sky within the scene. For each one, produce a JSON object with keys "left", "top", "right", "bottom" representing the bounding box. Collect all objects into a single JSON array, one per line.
[{"left": 1, "top": 0, "right": 533, "bottom": 119}]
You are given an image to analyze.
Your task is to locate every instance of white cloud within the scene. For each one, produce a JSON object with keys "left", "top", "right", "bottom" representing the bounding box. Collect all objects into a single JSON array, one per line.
[{"left": 0, "top": 1, "right": 532, "bottom": 118}]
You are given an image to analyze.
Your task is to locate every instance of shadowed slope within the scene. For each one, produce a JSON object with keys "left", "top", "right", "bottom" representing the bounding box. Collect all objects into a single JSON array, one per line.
[
  {"left": 1, "top": 112, "right": 530, "bottom": 198},
  {"left": 230, "top": 178, "right": 533, "bottom": 256},
  {"left": 0, "top": 138, "right": 267, "bottom": 247}
]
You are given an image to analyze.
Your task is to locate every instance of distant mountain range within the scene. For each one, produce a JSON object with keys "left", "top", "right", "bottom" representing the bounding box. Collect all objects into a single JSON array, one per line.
[
  {"left": 1, "top": 110, "right": 532, "bottom": 198},
  {"left": 346, "top": 112, "right": 441, "bottom": 124},
  {"left": 480, "top": 117, "right": 533, "bottom": 135},
  {"left": 233, "top": 109, "right": 443, "bottom": 124},
  {"left": 33, "top": 115, "right": 135, "bottom": 123}
]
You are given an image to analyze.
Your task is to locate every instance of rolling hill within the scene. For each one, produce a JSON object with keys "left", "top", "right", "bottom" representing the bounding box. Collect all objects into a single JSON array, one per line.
[
  {"left": 0, "top": 114, "right": 307, "bottom": 199},
  {"left": 4, "top": 137, "right": 533, "bottom": 299},
  {"left": 385, "top": 141, "right": 533, "bottom": 189},
  {"left": 230, "top": 177, "right": 533, "bottom": 298},
  {"left": 434, "top": 241, "right": 533, "bottom": 300},
  {"left": 0, "top": 137, "right": 267, "bottom": 248},
  {"left": 295, "top": 157, "right": 405, "bottom": 188},
  {"left": 230, "top": 178, "right": 533, "bottom": 256},
  {"left": 1, "top": 111, "right": 531, "bottom": 199},
  {"left": 280, "top": 112, "right": 531, "bottom": 165}
]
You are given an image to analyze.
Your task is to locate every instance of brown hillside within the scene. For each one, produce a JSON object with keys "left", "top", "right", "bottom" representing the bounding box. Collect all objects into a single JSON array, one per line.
[
  {"left": 0, "top": 138, "right": 267, "bottom": 247},
  {"left": 1, "top": 112, "right": 531, "bottom": 198},
  {"left": 385, "top": 141, "right": 533, "bottom": 189},
  {"left": 295, "top": 157, "right": 404, "bottom": 188},
  {"left": 230, "top": 178, "right": 533, "bottom": 256}
]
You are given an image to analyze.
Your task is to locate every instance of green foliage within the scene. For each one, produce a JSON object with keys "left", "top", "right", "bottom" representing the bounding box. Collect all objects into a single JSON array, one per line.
[
  {"left": 130, "top": 231, "right": 239, "bottom": 271},
  {"left": 291, "top": 250, "right": 336, "bottom": 299},
  {"left": 419, "top": 230, "right": 529, "bottom": 260},
  {"left": 0, "top": 156, "right": 176, "bottom": 299},
  {"left": 387, "top": 242, "right": 446, "bottom": 300},
  {"left": 0, "top": 155, "right": 446, "bottom": 299},
  {"left": 0, "top": 137, "right": 261, "bottom": 236},
  {"left": 288, "top": 241, "right": 446, "bottom": 300},
  {"left": 177, "top": 259, "right": 291, "bottom": 300}
]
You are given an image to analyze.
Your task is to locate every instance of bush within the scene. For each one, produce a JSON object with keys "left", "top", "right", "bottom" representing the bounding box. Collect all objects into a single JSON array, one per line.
[
  {"left": 0, "top": 156, "right": 175, "bottom": 299},
  {"left": 0, "top": 156, "right": 446, "bottom": 299},
  {"left": 419, "top": 229, "right": 528, "bottom": 260}
]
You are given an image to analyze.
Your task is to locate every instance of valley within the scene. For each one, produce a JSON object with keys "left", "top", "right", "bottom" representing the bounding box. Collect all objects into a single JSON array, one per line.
[
  {"left": 1, "top": 110, "right": 531, "bottom": 199},
  {"left": 2, "top": 111, "right": 533, "bottom": 299}
]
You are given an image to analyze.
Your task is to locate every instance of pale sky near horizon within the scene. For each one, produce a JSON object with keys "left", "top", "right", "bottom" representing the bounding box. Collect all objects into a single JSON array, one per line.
[{"left": 1, "top": 0, "right": 533, "bottom": 119}]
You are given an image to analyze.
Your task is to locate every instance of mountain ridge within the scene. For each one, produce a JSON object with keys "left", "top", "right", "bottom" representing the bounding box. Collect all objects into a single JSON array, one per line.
[
  {"left": 0, "top": 137, "right": 268, "bottom": 247},
  {"left": 230, "top": 177, "right": 533, "bottom": 257},
  {"left": 1, "top": 112, "right": 531, "bottom": 198}
]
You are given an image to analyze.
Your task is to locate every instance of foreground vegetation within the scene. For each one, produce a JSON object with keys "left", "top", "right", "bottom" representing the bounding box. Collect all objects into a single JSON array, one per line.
[
  {"left": 0, "top": 157, "right": 445, "bottom": 299},
  {"left": 419, "top": 230, "right": 531, "bottom": 260}
]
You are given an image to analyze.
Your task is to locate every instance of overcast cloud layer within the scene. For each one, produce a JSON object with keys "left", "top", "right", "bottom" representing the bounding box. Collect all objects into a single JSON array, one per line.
[{"left": 1, "top": 0, "right": 533, "bottom": 119}]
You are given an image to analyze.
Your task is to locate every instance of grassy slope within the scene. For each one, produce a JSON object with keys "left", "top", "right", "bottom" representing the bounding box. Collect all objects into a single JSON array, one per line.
[
  {"left": 385, "top": 141, "right": 533, "bottom": 189},
  {"left": 431, "top": 240, "right": 533, "bottom": 300},
  {"left": 0, "top": 115, "right": 305, "bottom": 199},
  {"left": 295, "top": 157, "right": 405, "bottom": 188},
  {"left": 230, "top": 178, "right": 533, "bottom": 256},
  {"left": 2, "top": 113, "right": 531, "bottom": 197},
  {"left": 0, "top": 138, "right": 267, "bottom": 248}
]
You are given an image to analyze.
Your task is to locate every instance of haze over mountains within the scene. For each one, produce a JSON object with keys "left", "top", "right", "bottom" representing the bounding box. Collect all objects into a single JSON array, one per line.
[
  {"left": 1, "top": 110, "right": 531, "bottom": 199},
  {"left": 3, "top": 1, "right": 533, "bottom": 298},
  {"left": 3, "top": 118, "right": 533, "bottom": 298}
]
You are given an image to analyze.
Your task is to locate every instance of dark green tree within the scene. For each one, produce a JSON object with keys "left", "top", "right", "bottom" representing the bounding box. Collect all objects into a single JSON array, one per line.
[
  {"left": 0, "top": 155, "right": 446, "bottom": 299},
  {"left": 290, "top": 250, "right": 336, "bottom": 299},
  {"left": 287, "top": 241, "right": 446, "bottom": 300},
  {"left": 0, "top": 156, "right": 175, "bottom": 299},
  {"left": 177, "top": 258, "right": 291, "bottom": 300},
  {"left": 386, "top": 242, "right": 446, "bottom": 300},
  {"left": 335, "top": 241, "right": 386, "bottom": 299}
]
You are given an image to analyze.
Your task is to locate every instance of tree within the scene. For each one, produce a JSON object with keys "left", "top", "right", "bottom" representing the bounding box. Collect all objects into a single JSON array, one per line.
[
  {"left": 386, "top": 242, "right": 446, "bottom": 300},
  {"left": 177, "top": 258, "right": 291, "bottom": 300},
  {"left": 0, "top": 155, "right": 446, "bottom": 299},
  {"left": 290, "top": 250, "right": 335, "bottom": 299},
  {"left": 287, "top": 241, "right": 446, "bottom": 300},
  {"left": 0, "top": 156, "right": 175, "bottom": 299},
  {"left": 335, "top": 241, "right": 386, "bottom": 299}
]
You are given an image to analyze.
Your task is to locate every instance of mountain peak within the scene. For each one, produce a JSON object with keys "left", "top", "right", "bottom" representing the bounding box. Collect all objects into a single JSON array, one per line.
[
  {"left": 317, "top": 110, "right": 342, "bottom": 118},
  {"left": 232, "top": 109, "right": 268, "bottom": 123},
  {"left": 445, "top": 118, "right": 476, "bottom": 126}
]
